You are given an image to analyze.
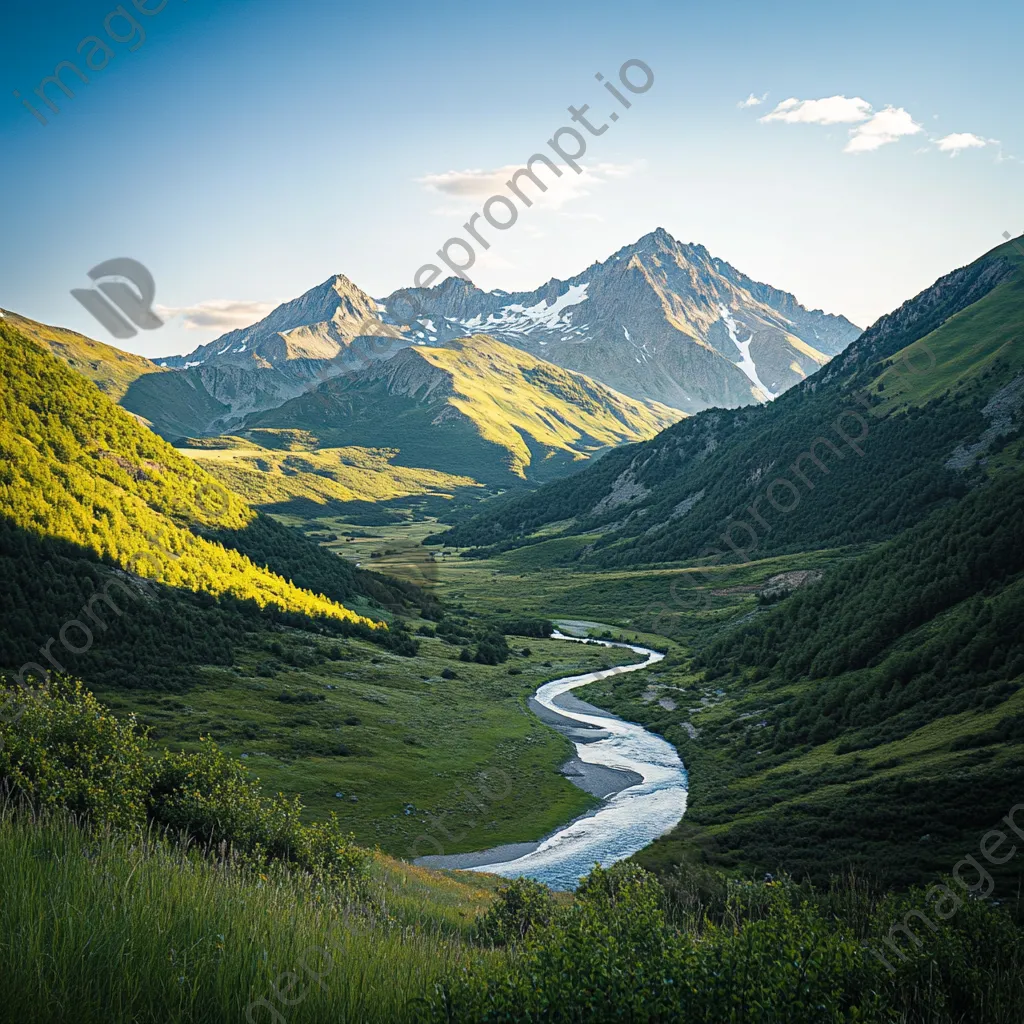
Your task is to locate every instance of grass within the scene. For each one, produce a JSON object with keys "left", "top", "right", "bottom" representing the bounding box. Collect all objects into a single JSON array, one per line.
[
  {"left": 94, "top": 631, "right": 645, "bottom": 859},
  {"left": 179, "top": 439, "right": 482, "bottom": 510},
  {"left": 425, "top": 535, "right": 859, "bottom": 649},
  {"left": 245, "top": 334, "right": 683, "bottom": 485},
  {"left": 2, "top": 308, "right": 164, "bottom": 403},
  {"left": 868, "top": 273, "right": 1024, "bottom": 413},
  {"left": 410, "top": 335, "right": 683, "bottom": 478},
  {"left": 0, "top": 807, "right": 498, "bottom": 1024}
]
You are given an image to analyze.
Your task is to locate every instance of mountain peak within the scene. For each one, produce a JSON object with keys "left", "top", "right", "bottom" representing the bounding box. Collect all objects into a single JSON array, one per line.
[
  {"left": 638, "top": 226, "right": 678, "bottom": 246},
  {"left": 374, "top": 232, "right": 861, "bottom": 413}
]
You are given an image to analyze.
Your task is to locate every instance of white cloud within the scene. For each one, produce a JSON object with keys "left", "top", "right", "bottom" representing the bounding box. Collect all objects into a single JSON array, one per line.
[
  {"left": 738, "top": 92, "right": 768, "bottom": 109},
  {"left": 844, "top": 107, "right": 923, "bottom": 153},
  {"left": 155, "top": 299, "right": 277, "bottom": 331},
  {"left": 760, "top": 95, "right": 873, "bottom": 125},
  {"left": 416, "top": 161, "right": 640, "bottom": 212},
  {"left": 935, "top": 132, "right": 991, "bottom": 155},
  {"left": 757, "top": 95, "right": 996, "bottom": 159}
]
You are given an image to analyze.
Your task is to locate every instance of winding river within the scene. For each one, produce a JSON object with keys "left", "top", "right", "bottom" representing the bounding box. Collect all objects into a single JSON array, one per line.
[{"left": 418, "top": 628, "right": 689, "bottom": 891}]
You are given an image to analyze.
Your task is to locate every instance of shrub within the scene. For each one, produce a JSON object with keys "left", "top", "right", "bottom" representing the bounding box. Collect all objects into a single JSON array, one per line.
[
  {"left": 1, "top": 678, "right": 369, "bottom": 892},
  {"left": 473, "top": 877, "right": 556, "bottom": 946},
  {"left": 440, "top": 667, "right": 457, "bottom": 680},
  {"left": 422, "top": 864, "right": 885, "bottom": 1023},
  {"left": 0, "top": 676, "right": 149, "bottom": 830},
  {"left": 147, "top": 740, "right": 369, "bottom": 886},
  {"left": 275, "top": 690, "right": 326, "bottom": 704}
]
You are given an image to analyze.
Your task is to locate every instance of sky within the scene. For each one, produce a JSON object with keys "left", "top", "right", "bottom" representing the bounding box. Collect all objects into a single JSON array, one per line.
[{"left": 1, "top": 0, "right": 1022, "bottom": 358}]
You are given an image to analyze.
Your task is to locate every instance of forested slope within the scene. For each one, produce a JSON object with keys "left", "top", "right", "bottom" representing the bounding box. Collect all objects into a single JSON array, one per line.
[{"left": 0, "top": 322, "right": 446, "bottom": 691}]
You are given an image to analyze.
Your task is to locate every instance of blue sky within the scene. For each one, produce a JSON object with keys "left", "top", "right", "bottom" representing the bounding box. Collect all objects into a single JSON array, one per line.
[{"left": 2, "top": 0, "right": 1022, "bottom": 357}]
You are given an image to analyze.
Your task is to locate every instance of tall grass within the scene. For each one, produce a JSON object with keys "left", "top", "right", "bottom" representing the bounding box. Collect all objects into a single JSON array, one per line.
[{"left": 0, "top": 807, "right": 495, "bottom": 1024}]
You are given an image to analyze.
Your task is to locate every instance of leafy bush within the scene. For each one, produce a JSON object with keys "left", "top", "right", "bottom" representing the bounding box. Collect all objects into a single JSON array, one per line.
[
  {"left": 148, "top": 740, "right": 368, "bottom": 885},
  {"left": 0, "top": 676, "right": 149, "bottom": 829},
  {"left": 473, "top": 876, "right": 556, "bottom": 946},
  {"left": 275, "top": 689, "right": 326, "bottom": 704},
  {"left": 496, "top": 617, "right": 554, "bottom": 638},
  {"left": 420, "top": 862, "right": 1024, "bottom": 1023},
  {"left": 0, "top": 677, "right": 369, "bottom": 891}
]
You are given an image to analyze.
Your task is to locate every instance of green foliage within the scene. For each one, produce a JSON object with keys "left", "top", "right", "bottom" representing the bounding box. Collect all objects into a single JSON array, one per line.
[
  {"left": 148, "top": 740, "right": 369, "bottom": 886},
  {"left": 0, "top": 810, "right": 472, "bottom": 1024},
  {"left": 422, "top": 863, "right": 1024, "bottom": 1023},
  {"left": 473, "top": 877, "right": 556, "bottom": 946},
  {"left": 205, "top": 511, "right": 441, "bottom": 621},
  {"left": 495, "top": 617, "right": 554, "bottom": 639},
  {"left": 0, "top": 678, "right": 368, "bottom": 889},
  {"left": 0, "top": 321, "right": 380, "bottom": 628},
  {"left": 0, "top": 676, "right": 149, "bottom": 829}
]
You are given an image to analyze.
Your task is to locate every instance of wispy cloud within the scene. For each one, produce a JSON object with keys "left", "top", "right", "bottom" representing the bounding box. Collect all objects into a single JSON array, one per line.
[
  {"left": 845, "top": 107, "right": 923, "bottom": 153},
  {"left": 416, "top": 161, "right": 641, "bottom": 212},
  {"left": 738, "top": 92, "right": 768, "bottom": 109},
  {"left": 760, "top": 95, "right": 873, "bottom": 125},
  {"left": 935, "top": 132, "right": 993, "bottom": 156},
  {"left": 155, "top": 299, "right": 277, "bottom": 331}
]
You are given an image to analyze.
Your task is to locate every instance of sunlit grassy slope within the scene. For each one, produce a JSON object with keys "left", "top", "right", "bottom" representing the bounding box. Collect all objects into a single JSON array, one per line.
[
  {"left": 415, "top": 335, "right": 684, "bottom": 477},
  {"left": 0, "top": 322, "right": 379, "bottom": 628},
  {"left": 867, "top": 263, "right": 1024, "bottom": 413},
  {"left": 247, "top": 334, "right": 685, "bottom": 483},
  {"left": 1, "top": 308, "right": 165, "bottom": 404},
  {"left": 178, "top": 432, "right": 481, "bottom": 508},
  {"left": 0, "top": 809, "right": 500, "bottom": 1024}
]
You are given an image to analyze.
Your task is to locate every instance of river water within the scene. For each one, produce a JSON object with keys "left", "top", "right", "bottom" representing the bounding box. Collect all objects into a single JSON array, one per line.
[{"left": 467, "top": 631, "right": 688, "bottom": 890}]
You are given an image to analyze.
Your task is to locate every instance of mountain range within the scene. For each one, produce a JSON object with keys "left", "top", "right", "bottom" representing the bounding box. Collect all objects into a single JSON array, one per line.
[
  {"left": 102, "top": 228, "right": 860, "bottom": 443},
  {"left": 434, "top": 236, "right": 1024, "bottom": 562},
  {"left": 376, "top": 227, "right": 860, "bottom": 410}
]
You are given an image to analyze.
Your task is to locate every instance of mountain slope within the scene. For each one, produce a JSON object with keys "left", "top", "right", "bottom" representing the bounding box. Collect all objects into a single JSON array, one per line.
[
  {"left": 578, "top": 460, "right": 1024, "bottom": 890},
  {"left": 380, "top": 228, "right": 861, "bottom": 411},
  {"left": 124, "top": 276, "right": 408, "bottom": 437},
  {"left": 176, "top": 434, "right": 481, "bottom": 513},
  {"left": 0, "top": 319, "right": 383, "bottom": 631},
  {"left": 434, "top": 236, "right": 1023, "bottom": 563},
  {"left": 1, "top": 308, "right": 165, "bottom": 404},
  {"left": 158, "top": 274, "right": 401, "bottom": 370},
  {"left": 243, "top": 334, "right": 684, "bottom": 484}
]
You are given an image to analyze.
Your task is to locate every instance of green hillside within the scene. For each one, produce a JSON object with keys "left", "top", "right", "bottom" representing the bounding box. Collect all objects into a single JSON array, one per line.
[
  {"left": 572, "top": 465, "right": 1024, "bottom": 887},
  {"left": 0, "top": 320, "right": 381, "bottom": 630},
  {"left": 246, "top": 334, "right": 684, "bottom": 485},
  {"left": 2, "top": 308, "right": 165, "bottom": 404},
  {"left": 413, "top": 236, "right": 1024, "bottom": 890},
  {"left": 177, "top": 432, "right": 482, "bottom": 512}
]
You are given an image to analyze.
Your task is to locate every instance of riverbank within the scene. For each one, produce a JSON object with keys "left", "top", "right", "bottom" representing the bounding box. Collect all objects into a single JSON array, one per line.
[{"left": 415, "top": 633, "right": 688, "bottom": 887}]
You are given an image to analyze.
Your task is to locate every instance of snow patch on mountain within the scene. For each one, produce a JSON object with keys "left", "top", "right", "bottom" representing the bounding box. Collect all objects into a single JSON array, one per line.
[{"left": 718, "top": 304, "right": 775, "bottom": 402}]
